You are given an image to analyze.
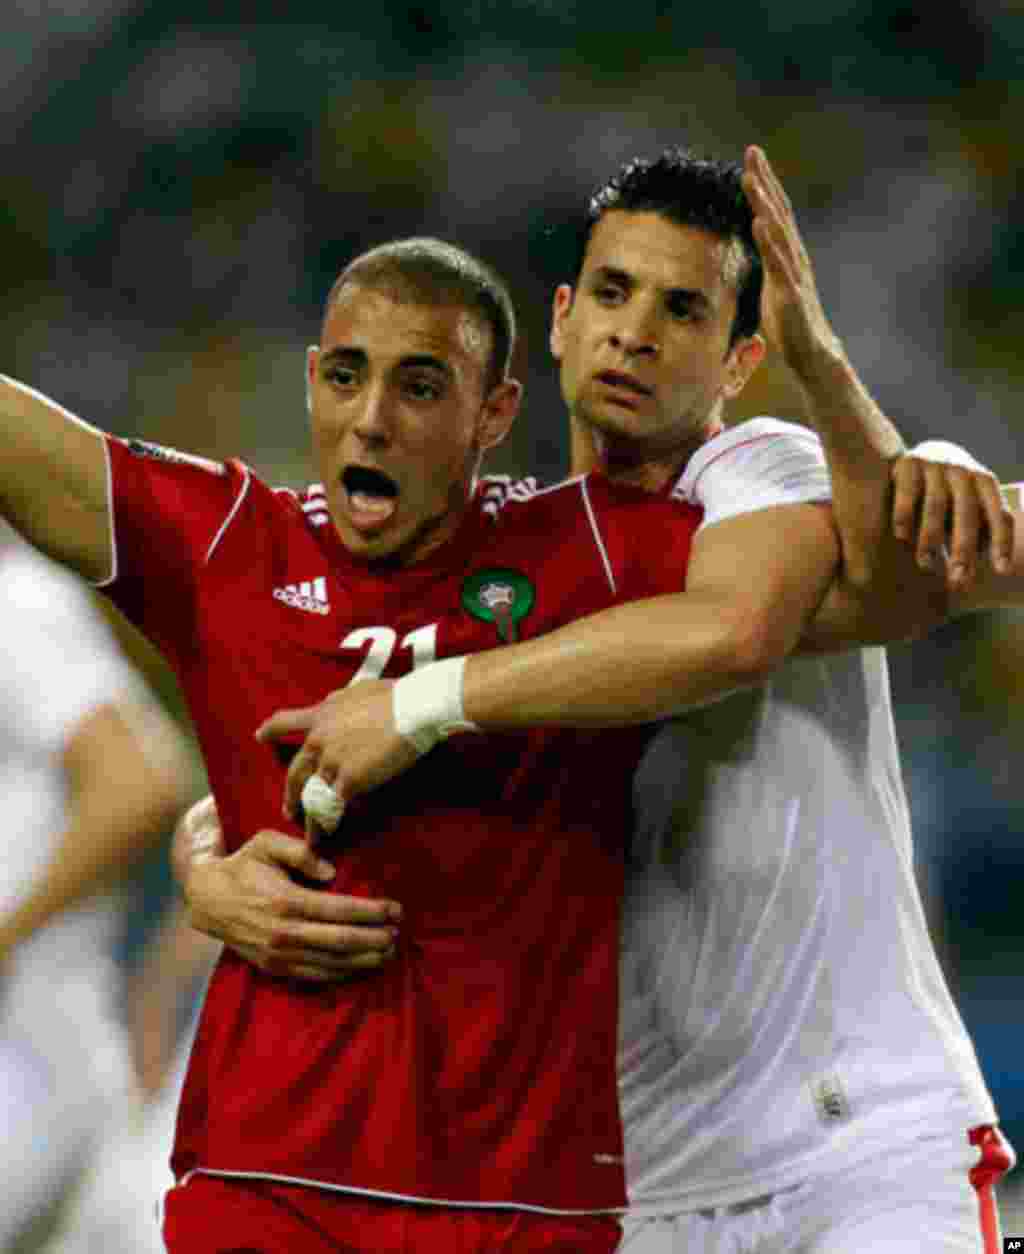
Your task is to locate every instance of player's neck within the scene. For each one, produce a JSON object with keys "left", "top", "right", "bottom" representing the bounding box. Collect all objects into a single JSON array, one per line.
[{"left": 569, "top": 417, "right": 722, "bottom": 493}]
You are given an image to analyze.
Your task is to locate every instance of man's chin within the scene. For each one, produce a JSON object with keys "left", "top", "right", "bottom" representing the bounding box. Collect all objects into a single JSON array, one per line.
[{"left": 335, "top": 518, "right": 405, "bottom": 563}]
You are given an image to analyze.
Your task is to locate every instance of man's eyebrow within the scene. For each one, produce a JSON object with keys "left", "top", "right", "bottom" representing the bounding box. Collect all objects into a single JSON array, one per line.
[
  {"left": 319, "top": 346, "right": 365, "bottom": 368},
  {"left": 591, "top": 266, "right": 711, "bottom": 309},
  {"left": 318, "top": 348, "right": 452, "bottom": 376},
  {"left": 591, "top": 265, "right": 633, "bottom": 287},
  {"left": 397, "top": 354, "right": 453, "bottom": 377},
  {"left": 666, "top": 287, "right": 711, "bottom": 311}
]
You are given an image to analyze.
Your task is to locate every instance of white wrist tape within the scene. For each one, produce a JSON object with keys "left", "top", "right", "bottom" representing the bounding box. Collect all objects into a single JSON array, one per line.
[
  {"left": 392, "top": 656, "right": 480, "bottom": 757},
  {"left": 910, "top": 440, "right": 988, "bottom": 474},
  {"left": 300, "top": 773, "right": 345, "bottom": 832}
]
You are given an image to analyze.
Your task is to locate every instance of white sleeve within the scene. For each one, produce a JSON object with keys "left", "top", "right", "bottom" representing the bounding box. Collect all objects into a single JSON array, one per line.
[
  {"left": 0, "top": 549, "right": 139, "bottom": 754},
  {"left": 908, "top": 440, "right": 988, "bottom": 473},
  {"left": 676, "top": 418, "right": 831, "bottom": 530}
]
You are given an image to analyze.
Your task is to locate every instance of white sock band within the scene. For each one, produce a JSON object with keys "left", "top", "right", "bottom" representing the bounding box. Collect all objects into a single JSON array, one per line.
[{"left": 392, "top": 656, "right": 479, "bottom": 757}]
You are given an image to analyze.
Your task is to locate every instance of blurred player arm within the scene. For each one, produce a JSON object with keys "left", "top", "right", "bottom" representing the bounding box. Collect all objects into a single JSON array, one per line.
[
  {"left": 126, "top": 896, "right": 221, "bottom": 1096},
  {"left": 172, "top": 796, "right": 401, "bottom": 982},
  {"left": 0, "top": 376, "right": 112, "bottom": 581},
  {"left": 0, "top": 697, "right": 190, "bottom": 967}
]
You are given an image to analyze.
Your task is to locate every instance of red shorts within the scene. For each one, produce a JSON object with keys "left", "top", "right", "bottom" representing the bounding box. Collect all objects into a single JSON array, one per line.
[{"left": 163, "top": 1174, "right": 622, "bottom": 1253}]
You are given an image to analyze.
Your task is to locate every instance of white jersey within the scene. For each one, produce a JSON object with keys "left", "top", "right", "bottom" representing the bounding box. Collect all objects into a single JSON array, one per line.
[
  {"left": 0, "top": 541, "right": 138, "bottom": 1093},
  {"left": 619, "top": 419, "right": 996, "bottom": 1213}
]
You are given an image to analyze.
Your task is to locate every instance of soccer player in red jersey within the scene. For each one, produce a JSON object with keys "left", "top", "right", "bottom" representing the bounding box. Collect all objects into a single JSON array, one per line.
[
  {"left": 0, "top": 230, "right": 759, "bottom": 1250},
  {"left": 181, "top": 146, "right": 1022, "bottom": 1253}
]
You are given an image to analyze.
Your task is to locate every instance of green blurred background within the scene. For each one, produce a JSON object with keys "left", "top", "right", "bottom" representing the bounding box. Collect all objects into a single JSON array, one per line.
[{"left": 5, "top": 0, "right": 1023, "bottom": 1173}]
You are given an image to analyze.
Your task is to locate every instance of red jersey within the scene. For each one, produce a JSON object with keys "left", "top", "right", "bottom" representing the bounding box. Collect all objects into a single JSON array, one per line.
[{"left": 101, "top": 439, "right": 701, "bottom": 1213}]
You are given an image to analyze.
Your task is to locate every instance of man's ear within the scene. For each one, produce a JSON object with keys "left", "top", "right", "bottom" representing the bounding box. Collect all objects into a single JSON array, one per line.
[
  {"left": 723, "top": 333, "right": 766, "bottom": 401},
  {"left": 549, "top": 284, "right": 574, "bottom": 361},
  {"left": 477, "top": 378, "right": 522, "bottom": 453},
  {"left": 305, "top": 345, "right": 319, "bottom": 415}
]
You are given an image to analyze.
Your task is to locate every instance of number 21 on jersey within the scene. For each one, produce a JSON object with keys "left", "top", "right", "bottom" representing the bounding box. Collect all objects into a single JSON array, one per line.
[{"left": 340, "top": 624, "right": 438, "bottom": 684}]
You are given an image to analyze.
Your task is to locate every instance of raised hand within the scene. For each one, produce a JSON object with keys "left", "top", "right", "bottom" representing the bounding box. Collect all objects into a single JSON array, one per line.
[{"left": 741, "top": 145, "right": 840, "bottom": 379}]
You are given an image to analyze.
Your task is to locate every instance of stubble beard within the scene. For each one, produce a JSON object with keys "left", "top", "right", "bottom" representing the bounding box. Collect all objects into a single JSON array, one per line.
[{"left": 573, "top": 390, "right": 722, "bottom": 489}]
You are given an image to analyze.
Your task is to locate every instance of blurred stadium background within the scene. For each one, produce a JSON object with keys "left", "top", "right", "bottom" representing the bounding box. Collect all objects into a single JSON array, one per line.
[{"left": 6, "top": 0, "right": 1023, "bottom": 1221}]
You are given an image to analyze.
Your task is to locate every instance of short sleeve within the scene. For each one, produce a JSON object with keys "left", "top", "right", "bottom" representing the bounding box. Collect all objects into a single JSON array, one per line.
[
  {"left": 676, "top": 418, "right": 831, "bottom": 530},
  {"left": 99, "top": 436, "right": 251, "bottom": 666},
  {"left": 909, "top": 440, "right": 987, "bottom": 473}
]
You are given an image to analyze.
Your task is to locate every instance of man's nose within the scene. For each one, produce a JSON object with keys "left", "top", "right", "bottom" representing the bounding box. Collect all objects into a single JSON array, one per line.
[
  {"left": 609, "top": 309, "right": 659, "bottom": 357},
  {"left": 352, "top": 385, "right": 395, "bottom": 445}
]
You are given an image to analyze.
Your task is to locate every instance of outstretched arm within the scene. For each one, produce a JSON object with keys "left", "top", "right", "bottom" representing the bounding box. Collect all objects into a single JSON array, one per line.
[{"left": 0, "top": 377, "right": 112, "bottom": 581}]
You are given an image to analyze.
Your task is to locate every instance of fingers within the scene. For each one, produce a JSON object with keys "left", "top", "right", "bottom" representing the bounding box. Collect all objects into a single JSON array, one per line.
[
  {"left": 268, "top": 919, "right": 397, "bottom": 957},
  {"left": 247, "top": 828, "right": 335, "bottom": 882},
  {"left": 240, "top": 907, "right": 402, "bottom": 983},
  {"left": 891, "top": 456, "right": 1015, "bottom": 586},
  {"left": 239, "top": 939, "right": 398, "bottom": 984},
  {"left": 743, "top": 147, "right": 801, "bottom": 262},
  {"left": 254, "top": 705, "right": 320, "bottom": 743},
  {"left": 243, "top": 834, "right": 403, "bottom": 924},
  {"left": 982, "top": 478, "right": 1014, "bottom": 575},
  {"left": 945, "top": 468, "right": 983, "bottom": 586},
  {"left": 891, "top": 456, "right": 925, "bottom": 543},
  {"left": 913, "top": 461, "right": 952, "bottom": 572}
]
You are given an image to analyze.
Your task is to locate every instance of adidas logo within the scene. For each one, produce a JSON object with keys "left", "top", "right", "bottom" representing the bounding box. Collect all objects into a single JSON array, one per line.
[{"left": 273, "top": 576, "right": 330, "bottom": 615}]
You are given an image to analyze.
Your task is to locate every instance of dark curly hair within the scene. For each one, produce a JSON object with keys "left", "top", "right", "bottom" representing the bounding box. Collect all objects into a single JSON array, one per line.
[{"left": 577, "top": 149, "right": 762, "bottom": 346}]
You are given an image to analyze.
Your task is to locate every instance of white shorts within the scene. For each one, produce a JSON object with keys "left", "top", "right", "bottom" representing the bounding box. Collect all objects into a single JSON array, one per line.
[
  {"left": 0, "top": 1031, "right": 108, "bottom": 1248},
  {"left": 618, "top": 1126, "right": 1015, "bottom": 1254},
  {"left": 1, "top": 974, "right": 133, "bottom": 1251}
]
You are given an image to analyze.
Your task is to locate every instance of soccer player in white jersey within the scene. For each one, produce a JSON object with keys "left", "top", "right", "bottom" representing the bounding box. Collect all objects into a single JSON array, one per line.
[
  {"left": 179, "top": 144, "right": 1018, "bottom": 1253},
  {"left": 0, "top": 531, "right": 189, "bottom": 1253}
]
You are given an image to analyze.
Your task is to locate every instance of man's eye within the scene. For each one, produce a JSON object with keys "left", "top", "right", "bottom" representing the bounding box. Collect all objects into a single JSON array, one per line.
[
  {"left": 326, "top": 367, "right": 357, "bottom": 386},
  {"left": 595, "top": 286, "right": 624, "bottom": 304},
  {"left": 407, "top": 378, "right": 442, "bottom": 400}
]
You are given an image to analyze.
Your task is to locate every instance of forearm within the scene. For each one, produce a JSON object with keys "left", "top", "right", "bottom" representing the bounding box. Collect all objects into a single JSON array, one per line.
[
  {"left": 459, "top": 591, "right": 772, "bottom": 730},
  {"left": 799, "top": 548, "right": 948, "bottom": 652},
  {"left": 0, "top": 374, "right": 111, "bottom": 580},
  {"left": 791, "top": 347, "right": 904, "bottom": 588}
]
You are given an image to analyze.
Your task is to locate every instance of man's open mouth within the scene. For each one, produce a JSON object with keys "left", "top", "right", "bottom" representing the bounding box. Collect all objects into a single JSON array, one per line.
[{"left": 341, "top": 465, "right": 399, "bottom": 527}]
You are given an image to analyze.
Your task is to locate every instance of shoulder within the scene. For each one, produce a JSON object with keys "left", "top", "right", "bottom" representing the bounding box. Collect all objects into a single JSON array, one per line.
[
  {"left": 104, "top": 436, "right": 322, "bottom": 572},
  {"left": 673, "top": 418, "right": 830, "bottom": 529},
  {"left": 118, "top": 438, "right": 228, "bottom": 476}
]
